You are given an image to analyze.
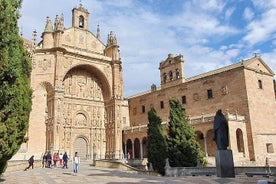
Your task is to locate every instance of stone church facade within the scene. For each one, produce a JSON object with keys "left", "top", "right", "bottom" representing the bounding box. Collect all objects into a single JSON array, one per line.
[
  {"left": 15, "top": 4, "right": 129, "bottom": 161},
  {"left": 15, "top": 4, "right": 276, "bottom": 167},
  {"left": 124, "top": 54, "right": 276, "bottom": 166}
]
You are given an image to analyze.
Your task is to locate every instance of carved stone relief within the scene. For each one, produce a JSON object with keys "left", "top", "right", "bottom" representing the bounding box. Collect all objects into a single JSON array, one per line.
[
  {"left": 64, "top": 69, "right": 103, "bottom": 100},
  {"left": 221, "top": 85, "right": 229, "bottom": 95},
  {"left": 32, "top": 58, "right": 51, "bottom": 71},
  {"left": 75, "top": 113, "right": 87, "bottom": 127},
  {"left": 193, "top": 93, "right": 200, "bottom": 101}
]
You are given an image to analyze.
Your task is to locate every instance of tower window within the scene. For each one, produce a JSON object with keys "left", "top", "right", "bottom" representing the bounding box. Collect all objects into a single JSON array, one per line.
[
  {"left": 160, "top": 101, "right": 164, "bottom": 109},
  {"left": 163, "top": 73, "right": 167, "bottom": 83},
  {"left": 176, "top": 68, "right": 180, "bottom": 79},
  {"left": 182, "top": 96, "right": 186, "bottom": 104},
  {"left": 207, "top": 89, "right": 213, "bottom": 99},
  {"left": 258, "top": 79, "right": 263, "bottom": 89},
  {"left": 79, "top": 15, "right": 84, "bottom": 28},
  {"left": 169, "top": 71, "right": 173, "bottom": 80}
]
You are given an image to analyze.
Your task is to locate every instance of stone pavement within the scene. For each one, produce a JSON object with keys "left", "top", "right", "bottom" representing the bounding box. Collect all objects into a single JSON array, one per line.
[{"left": 1, "top": 161, "right": 275, "bottom": 184}]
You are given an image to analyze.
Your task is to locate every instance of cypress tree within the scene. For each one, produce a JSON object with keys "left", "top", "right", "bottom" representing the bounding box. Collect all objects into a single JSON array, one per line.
[
  {"left": 0, "top": 0, "right": 32, "bottom": 175},
  {"left": 167, "top": 98, "right": 205, "bottom": 167},
  {"left": 147, "top": 108, "right": 168, "bottom": 175}
]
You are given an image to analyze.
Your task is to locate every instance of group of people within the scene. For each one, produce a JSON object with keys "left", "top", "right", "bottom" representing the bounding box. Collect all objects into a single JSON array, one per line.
[
  {"left": 25, "top": 151, "right": 80, "bottom": 175},
  {"left": 42, "top": 151, "right": 69, "bottom": 169}
]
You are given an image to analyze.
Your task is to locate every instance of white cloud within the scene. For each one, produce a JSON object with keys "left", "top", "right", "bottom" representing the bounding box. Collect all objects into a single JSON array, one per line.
[
  {"left": 17, "top": 0, "right": 276, "bottom": 97},
  {"left": 243, "top": 7, "right": 254, "bottom": 21},
  {"left": 243, "top": 8, "right": 276, "bottom": 46},
  {"left": 261, "top": 50, "right": 276, "bottom": 75},
  {"left": 192, "top": 0, "right": 225, "bottom": 13},
  {"left": 225, "top": 7, "right": 235, "bottom": 21}
]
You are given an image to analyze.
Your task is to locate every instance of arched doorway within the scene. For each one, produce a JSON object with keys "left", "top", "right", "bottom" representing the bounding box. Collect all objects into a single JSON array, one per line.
[
  {"left": 206, "top": 129, "right": 216, "bottom": 156},
  {"left": 74, "top": 137, "right": 88, "bottom": 160},
  {"left": 195, "top": 131, "right": 204, "bottom": 152},
  {"left": 134, "top": 138, "right": 140, "bottom": 159},
  {"left": 142, "top": 137, "right": 147, "bottom": 158},
  {"left": 126, "top": 139, "right": 132, "bottom": 159}
]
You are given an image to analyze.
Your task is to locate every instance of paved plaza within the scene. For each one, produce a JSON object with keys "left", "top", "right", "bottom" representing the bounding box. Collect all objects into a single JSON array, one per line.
[{"left": 1, "top": 161, "right": 275, "bottom": 184}]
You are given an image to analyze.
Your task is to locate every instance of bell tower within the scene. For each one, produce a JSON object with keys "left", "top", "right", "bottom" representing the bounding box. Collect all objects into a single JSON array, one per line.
[
  {"left": 72, "top": 3, "right": 89, "bottom": 30},
  {"left": 159, "top": 54, "right": 185, "bottom": 89}
]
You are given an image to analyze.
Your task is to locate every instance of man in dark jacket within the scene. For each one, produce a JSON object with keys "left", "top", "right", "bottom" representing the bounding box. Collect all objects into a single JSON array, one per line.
[
  {"left": 24, "top": 155, "right": 34, "bottom": 171},
  {"left": 62, "top": 152, "right": 68, "bottom": 169}
]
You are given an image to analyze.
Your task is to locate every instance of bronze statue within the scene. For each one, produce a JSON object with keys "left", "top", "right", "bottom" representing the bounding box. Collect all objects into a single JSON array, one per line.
[{"left": 213, "top": 109, "right": 229, "bottom": 150}]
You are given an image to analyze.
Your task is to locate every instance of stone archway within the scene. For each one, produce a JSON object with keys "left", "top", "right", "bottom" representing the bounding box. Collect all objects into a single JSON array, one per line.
[
  {"left": 206, "top": 129, "right": 216, "bottom": 156},
  {"left": 74, "top": 137, "right": 88, "bottom": 160},
  {"left": 134, "top": 138, "right": 140, "bottom": 159},
  {"left": 195, "top": 131, "right": 204, "bottom": 152},
  {"left": 142, "top": 137, "right": 147, "bottom": 158},
  {"left": 126, "top": 139, "right": 132, "bottom": 159}
]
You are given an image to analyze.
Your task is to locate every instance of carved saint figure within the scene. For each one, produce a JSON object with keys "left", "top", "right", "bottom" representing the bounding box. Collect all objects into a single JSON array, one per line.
[{"left": 213, "top": 109, "right": 229, "bottom": 150}]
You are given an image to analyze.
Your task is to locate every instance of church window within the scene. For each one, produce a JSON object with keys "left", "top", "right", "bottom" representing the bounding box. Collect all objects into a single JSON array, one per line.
[
  {"left": 207, "top": 89, "right": 213, "bottom": 99},
  {"left": 181, "top": 96, "right": 186, "bottom": 104},
  {"left": 266, "top": 143, "right": 274, "bottom": 153},
  {"left": 133, "top": 107, "right": 137, "bottom": 115},
  {"left": 169, "top": 71, "right": 173, "bottom": 80},
  {"left": 79, "top": 15, "right": 84, "bottom": 28},
  {"left": 176, "top": 68, "right": 180, "bottom": 79},
  {"left": 258, "top": 79, "right": 263, "bottom": 89},
  {"left": 142, "top": 105, "right": 145, "bottom": 113},
  {"left": 163, "top": 73, "right": 167, "bottom": 83},
  {"left": 160, "top": 101, "right": 164, "bottom": 109},
  {"left": 236, "top": 129, "right": 244, "bottom": 153}
]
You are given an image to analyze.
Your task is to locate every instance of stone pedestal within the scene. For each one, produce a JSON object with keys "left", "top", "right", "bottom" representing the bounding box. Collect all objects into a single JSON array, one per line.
[{"left": 215, "top": 150, "right": 235, "bottom": 178}]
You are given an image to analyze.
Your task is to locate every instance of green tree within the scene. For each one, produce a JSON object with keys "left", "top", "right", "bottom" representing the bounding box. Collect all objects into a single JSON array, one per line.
[
  {"left": 147, "top": 108, "right": 168, "bottom": 175},
  {"left": 0, "top": 0, "right": 32, "bottom": 175},
  {"left": 167, "top": 98, "right": 205, "bottom": 167}
]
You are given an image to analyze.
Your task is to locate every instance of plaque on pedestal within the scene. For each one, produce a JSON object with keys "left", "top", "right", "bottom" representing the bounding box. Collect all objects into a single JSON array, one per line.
[{"left": 215, "top": 150, "right": 235, "bottom": 178}]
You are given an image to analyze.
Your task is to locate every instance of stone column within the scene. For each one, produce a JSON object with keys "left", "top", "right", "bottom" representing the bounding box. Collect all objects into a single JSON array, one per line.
[
  {"left": 124, "top": 143, "right": 127, "bottom": 158},
  {"left": 132, "top": 142, "right": 134, "bottom": 159},
  {"left": 204, "top": 135, "right": 208, "bottom": 157},
  {"left": 140, "top": 141, "right": 143, "bottom": 159}
]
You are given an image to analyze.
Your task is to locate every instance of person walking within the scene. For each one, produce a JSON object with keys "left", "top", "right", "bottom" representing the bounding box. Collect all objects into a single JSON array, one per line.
[
  {"left": 24, "top": 155, "right": 34, "bottom": 171},
  {"left": 46, "top": 151, "right": 52, "bottom": 168},
  {"left": 53, "top": 152, "right": 58, "bottom": 168},
  {"left": 59, "top": 153, "right": 63, "bottom": 166},
  {"left": 62, "top": 152, "right": 68, "bottom": 169},
  {"left": 72, "top": 152, "right": 80, "bottom": 175},
  {"left": 42, "top": 153, "right": 47, "bottom": 168}
]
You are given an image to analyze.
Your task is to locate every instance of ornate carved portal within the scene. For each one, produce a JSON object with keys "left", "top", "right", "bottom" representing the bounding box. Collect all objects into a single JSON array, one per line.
[{"left": 57, "top": 68, "right": 107, "bottom": 160}]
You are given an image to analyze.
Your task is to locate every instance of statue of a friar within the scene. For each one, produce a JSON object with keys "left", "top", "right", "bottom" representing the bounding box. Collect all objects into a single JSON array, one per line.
[{"left": 213, "top": 109, "right": 229, "bottom": 150}]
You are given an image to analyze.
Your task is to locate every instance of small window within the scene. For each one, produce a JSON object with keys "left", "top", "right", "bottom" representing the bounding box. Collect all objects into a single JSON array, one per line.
[
  {"left": 182, "top": 96, "right": 186, "bottom": 104},
  {"left": 163, "top": 73, "right": 167, "bottom": 83},
  {"left": 160, "top": 101, "right": 164, "bottom": 109},
  {"left": 169, "top": 71, "right": 173, "bottom": 80},
  {"left": 176, "top": 68, "right": 180, "bottom": 79},
  {"left": 258, "top": 79, "right": 263, "bottom": 89},
  {"left": 207, "top": 89, "right": 213, "bottom": 99},
  {"left": 266, "top": 143, "right": 274, "bottom": 153},
  {"left": 142, "top": 105, "right": 145, "bottom": 113}
]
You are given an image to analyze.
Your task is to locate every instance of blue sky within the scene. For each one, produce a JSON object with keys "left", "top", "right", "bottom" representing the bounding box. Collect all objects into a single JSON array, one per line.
[{"left": 18, "top": 0, "right": 276, "bottom": 97}]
